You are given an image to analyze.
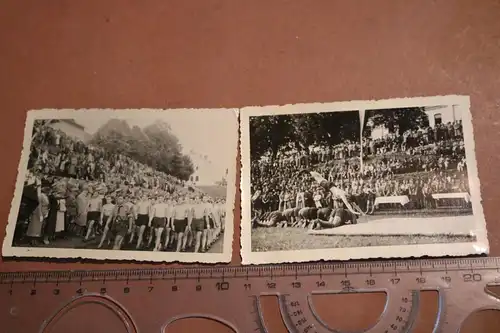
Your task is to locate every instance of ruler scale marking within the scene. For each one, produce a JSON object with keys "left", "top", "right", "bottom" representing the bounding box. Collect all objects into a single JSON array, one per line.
[
  {"left": 3, "top": 265, "right": 500, "bottom": 284},
  {"left": 2, "top": 257, "right": 500, "bottom": 333}
]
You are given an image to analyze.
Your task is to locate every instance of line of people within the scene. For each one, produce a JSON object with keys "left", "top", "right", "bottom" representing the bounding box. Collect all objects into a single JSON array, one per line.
[
  {"left": 17, "top": 173, "right": 227, "bottom": 253},
  {"left": 84, "top": 193, "right": 226, "bottom": 253}
]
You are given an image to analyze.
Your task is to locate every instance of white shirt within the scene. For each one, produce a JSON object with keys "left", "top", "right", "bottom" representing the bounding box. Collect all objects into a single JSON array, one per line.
[
  {"left": 125, "top": 202, "right": 134, "bottom": 211},
  {"left": 165, "top": 204, "right": 174, "bottom": 219},
  {"left": 152, "top": 203, "right": 167, "bottom": 218},
  {"left": 172, "top": 204, "right": 188, "bottom": 220},
  {"left": 102, "top": 203, "right": 115, "bottom": 216},
  {"left": 136, "top": 200, "right": 151, "bottom": 215},
  {"left": 88, "top": 197, "right": 102, "bottom": 212},
  {"left": 58, "top": 199, "right": 67, "bottom": 212},
  {"left": 193, "top": 203, "right": 210, "bottom": 219},
  {"left": 217, "top": 203, "right": 224, "bottom": 216}
]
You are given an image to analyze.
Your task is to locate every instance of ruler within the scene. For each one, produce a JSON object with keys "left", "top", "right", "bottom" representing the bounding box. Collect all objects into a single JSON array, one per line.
[{"left": 1, "top": 257, "right": 500, "bottom": 333}]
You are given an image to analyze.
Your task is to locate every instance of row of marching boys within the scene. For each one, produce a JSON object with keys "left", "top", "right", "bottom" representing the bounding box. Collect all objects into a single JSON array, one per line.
[{"left": 83, "top": 190, "right": 226, "bottom": 252}]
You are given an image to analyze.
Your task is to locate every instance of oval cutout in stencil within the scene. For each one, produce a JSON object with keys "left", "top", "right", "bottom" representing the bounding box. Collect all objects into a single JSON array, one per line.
[
  {"left": 40, "top": 294, "right": 138, "bottom": 333},
  {"left": 460, "top": 309, "right": 500, "bottom": 333},
  {"left": 309, "top": 291, "right": 387, "bottom": 333},
  {"left": 164, "top": 315, "right": 237, "bottom": 333}
]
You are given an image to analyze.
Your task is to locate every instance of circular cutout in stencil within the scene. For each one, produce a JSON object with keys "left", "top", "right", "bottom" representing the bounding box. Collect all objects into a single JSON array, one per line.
[{"left": 40, "top": 295, "right": 138, "bottom": 333}]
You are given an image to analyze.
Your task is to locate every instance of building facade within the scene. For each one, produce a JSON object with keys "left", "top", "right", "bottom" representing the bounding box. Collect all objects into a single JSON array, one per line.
[
  {"left": 49, "top": 119, "right": 91, "bottom": 143},
  {"left": 424, "top": 105, "right": 462, "bottom": 128},
  {"left": 368, "top": 105, "right": 462, "bottom": 140},
  {"left": 187, "top": 150, "right": 225, "bottom": 186}
]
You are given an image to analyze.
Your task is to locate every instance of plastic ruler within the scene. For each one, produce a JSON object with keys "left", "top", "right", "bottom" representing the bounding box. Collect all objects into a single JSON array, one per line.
[{"left": 1, "top": 257, "right": 500, "bottom": 333}]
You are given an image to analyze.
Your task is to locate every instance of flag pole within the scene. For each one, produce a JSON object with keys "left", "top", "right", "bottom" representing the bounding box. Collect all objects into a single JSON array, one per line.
[{"left": 359, "top": 109, "right": 366, "bottom": 174}]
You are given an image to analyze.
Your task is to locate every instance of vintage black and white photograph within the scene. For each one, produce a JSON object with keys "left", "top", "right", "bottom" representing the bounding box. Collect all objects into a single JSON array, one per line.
[
  {"left": 240, "top": 96, "right": 488, "bottom": 264},
  {"left": 2, "top": 108, "right": 238, "bottom": 263}
]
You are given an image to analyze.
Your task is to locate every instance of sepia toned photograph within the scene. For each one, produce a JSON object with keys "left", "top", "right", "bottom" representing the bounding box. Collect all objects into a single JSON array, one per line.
[
  {"left": 2, "top": 108, "right": 238, "bottom": 263},
  {"left": 240, "top": 96, "right": 488, "bottom": 264}
]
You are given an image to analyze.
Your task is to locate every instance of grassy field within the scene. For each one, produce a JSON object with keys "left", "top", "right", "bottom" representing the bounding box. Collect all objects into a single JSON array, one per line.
[
  {"left": 196, "top": 185, "right": 227, "bottom": 199},
  {"left": 251, "top": 227, "right": 476, "bottom": 252}
]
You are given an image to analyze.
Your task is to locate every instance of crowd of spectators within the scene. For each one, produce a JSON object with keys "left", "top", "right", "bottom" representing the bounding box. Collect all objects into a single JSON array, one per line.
[
  {"left": 364, "top": 120, "right": 463, "bottom": 156},
  {"left": 14, "top": 121, "right": 209, "bottom": 248},
  {"left": 29, "top": 122, "right": 182, "bottom": 191},
  {"left": 251, "top": 120, "right": 470, "bottom": 214}
]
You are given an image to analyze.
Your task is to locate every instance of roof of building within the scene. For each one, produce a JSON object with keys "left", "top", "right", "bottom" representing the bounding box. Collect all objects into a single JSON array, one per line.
[{"left": 60, "top": 119, "right": 85, "bottom": 130}]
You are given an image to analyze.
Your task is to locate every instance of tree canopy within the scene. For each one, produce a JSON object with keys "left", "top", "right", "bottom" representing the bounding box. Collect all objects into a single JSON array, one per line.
[
  {"left": 249, "top": 111, "right": 360, "bottom": 159},
  {"left": 249, "top": 107, "right": 430, "bottom": 159},
  {"left": 91, "top": 122, "right": 195, "bottom": 181},
  {"left": 362, "top": 107, "right": 428, "bottom": 137}
]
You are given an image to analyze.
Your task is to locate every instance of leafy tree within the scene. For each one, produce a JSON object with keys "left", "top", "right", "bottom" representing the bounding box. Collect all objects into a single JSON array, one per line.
[
  {"left": 249, "top": 111, "right": 361, "bottom": 159},
  {"left": 291, "top": 111, "right": 360, "bottom": 147},
  {"left": 177, "top": 155, "right": 195, "bottom": 181},
  {"left": 92, "top": 130, "right": 131, "bottom": 156},
  {"left": 249, "top": 115, "right": 294, "bottom": 159},
  {"left": 363, "top": 107, "right": 427, "bottom": 137},
  {"left": 90, "top": 121, "right": 194, "bottom": 181}
]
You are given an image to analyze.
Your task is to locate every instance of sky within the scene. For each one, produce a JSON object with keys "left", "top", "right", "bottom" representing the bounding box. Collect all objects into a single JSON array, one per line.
[{"left": 71, "top": 109, "right": 238, "bottom": 178}]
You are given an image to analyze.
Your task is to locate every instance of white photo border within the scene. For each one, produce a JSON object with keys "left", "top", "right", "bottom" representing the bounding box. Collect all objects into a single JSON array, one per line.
[
  {"left": 240, "top": 95, "right": 489, "bottom": 265},
  {"left": 2, "top": 108, "right": 239, "bottom": 263}
]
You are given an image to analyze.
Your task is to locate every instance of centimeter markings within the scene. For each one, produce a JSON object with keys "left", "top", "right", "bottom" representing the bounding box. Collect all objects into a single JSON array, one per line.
[{"left": 0, "top": 257, "right": 498, "bottom": 284}]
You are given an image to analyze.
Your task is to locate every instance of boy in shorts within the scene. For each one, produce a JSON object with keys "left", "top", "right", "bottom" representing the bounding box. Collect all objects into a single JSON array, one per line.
[{"left": 99, "top": 196, "right": 132, "bottom": 250}]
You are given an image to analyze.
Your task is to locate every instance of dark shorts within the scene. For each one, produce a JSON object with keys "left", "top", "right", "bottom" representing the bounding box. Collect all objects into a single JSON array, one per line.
[
  {"left": 111, "top": 217, "right": 129, "bottom": 237},
  {"left": 136, "top": 214, "right": 149, "bottom": 227},
  {"left": 191, "top": 218, "right": 206, "bottom": 232},
  {"left": 174, "top": 219, "right": 187, "bottom": 232},
  {"left": 152, "top": 217, "right": 166, "bottom": 228},
  {"left": 330, "top": 208, "right": 348, "bottom": 221},
  {"left": 208, "top": 217, "right": 215, "bottom": 229},
  {"left": 330, "top": 208, "right": 356, "bottom": 224},
  {"left": 87, "top": 211, "right": 100, "bottom": 223}
]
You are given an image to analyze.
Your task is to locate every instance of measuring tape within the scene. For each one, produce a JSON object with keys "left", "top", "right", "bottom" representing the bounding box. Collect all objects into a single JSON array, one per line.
[{"left": 1, "top": 257, "right": 500, "bottom": 333}]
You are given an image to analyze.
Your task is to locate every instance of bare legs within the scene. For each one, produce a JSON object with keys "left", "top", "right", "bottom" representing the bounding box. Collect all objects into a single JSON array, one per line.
[
  {"left": 154, "top": 227, "right": 164, "bottom": 251},
  {"left": 84, "top": 220, "right": 95, "bottom": 241},
  {"left": 175, "top": 232, "right": 184, "bottom": 252},
  {"left": 113, "top": 235, "right": 125, "bottom": 250},
  {"left": 164, "top": 227, "right": 171, "bottom": 250},
  {"left": 98, "top": 226, "right": 109, "bottom": 248},
  {"left": 136, "top": 225, "right": 146, "bottom": 249},
  {"left": 194, "top": 231, "right": 203, "bottom": 253},
  {"left": 129, "top": 226, "right": 137, "bottom": 244},
  {"left": 147, "top": 227, "right": 154, "bottom": 248}
]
